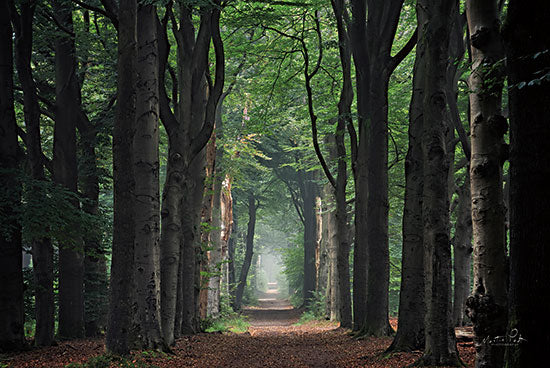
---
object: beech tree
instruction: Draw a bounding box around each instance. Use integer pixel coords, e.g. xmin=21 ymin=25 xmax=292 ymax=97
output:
xmin=415 ymin=0 xmax=460 ymax=365
xmin=465 ymin=1 xmax=508 ymax=366
xmin=106 ymin=0 xmax=137 ymax=355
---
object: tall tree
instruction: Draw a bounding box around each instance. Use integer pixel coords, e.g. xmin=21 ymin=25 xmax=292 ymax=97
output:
xmin=0 ymin=1 xmax=24 ymax=351
xmin=503 ymin=1 xmax=550 ymax=367
xmin=415 ymin=0 xmax=460 ymax=365
xmin=106 ymin=0 xmax=137 ymax=355
xmin=387 ymin=25 xmax=426 ymax=352
xmin=53 ymin=0 xmax=85 ymax=339
xmin=464 ymin=1 xmax=508 ymax=367
xmin=157 ymin=0 xmax=224 ymax=341
xmin=9 ymin=0 xmax=55 ymax=347
xmin=349 ymin=0 xmax=415 ymax=335
xmin=133 ymin=3 xmax=164 ymax=350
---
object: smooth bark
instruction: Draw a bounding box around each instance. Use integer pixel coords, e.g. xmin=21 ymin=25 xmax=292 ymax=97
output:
xmin=415 ymin=0 xmax=460 ymax=365
xmin=133 ymin=4 xmax=163 ymax=350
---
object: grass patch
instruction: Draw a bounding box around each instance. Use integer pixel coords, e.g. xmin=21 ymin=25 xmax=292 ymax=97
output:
xmin=204 ymin=315 xmax=250 ymax=334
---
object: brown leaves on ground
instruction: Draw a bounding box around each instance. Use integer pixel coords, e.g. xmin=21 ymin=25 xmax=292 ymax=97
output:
xmin=3 ymin=292 xmax=475 ymax=368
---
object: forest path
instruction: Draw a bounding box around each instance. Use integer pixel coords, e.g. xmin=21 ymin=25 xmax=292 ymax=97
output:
xmin=3 ymin=288 xmax=475 ymax=367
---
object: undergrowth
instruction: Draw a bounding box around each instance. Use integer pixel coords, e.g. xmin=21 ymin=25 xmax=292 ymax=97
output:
xmin=64 ymin=351 xmax=171 ymax=368
xmin=295 ymin=291 xmax=327 ymax=325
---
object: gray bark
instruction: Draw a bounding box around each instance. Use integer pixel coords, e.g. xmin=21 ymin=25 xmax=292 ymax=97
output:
xmin=133 ymin=4 xmax=163 ymax=349
xmin=415 ymin=0 xmax=460 ymax=365
xmin=465 ymin=1 xmax=508 ymax=367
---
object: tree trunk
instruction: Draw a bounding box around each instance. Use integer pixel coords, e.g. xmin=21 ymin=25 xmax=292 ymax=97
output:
xmin=302 ymin=172 xmax=317 ymax=305
xmin=320 ymin=184 xmax=337 ymax=320
xmin=503 ymin=2 xmax=550 ymax=366
xmin=464 ymin=2 xmax=508 ymax=367
xmin=315 ymin=196 xmax=327 ymax=295
xmin=132 ymin=4 xmax=163 ymax=350
xmin=415 ymin=0 xmax=460 ymax=365
xmin=452 ymin=175 xmax=472 ymax=327
xmin=387 ymin=33 xmax=426 ymax=352
xmin=10 ymin=1 xmax=55 ymax=347
xmin=207 ymin=164 xmax=223 ymax=318
xmin=199 ymin=135 xmax=216 ymax=321
xmin=79 ymin=115 xmax=107 ymax=338
xmin=228 ymin=209 xmax=237 ymax=304
xmin=349 ymin=0 xmax=409 ymax=335
xmin=53 ymin=0 xmax=85 ymax=340
xmin=106 ymin=0 xmax=137 ymax=355
xmin=0 ymin=4 xmax=24 ymax=350
xmin=233 ymin=195 xmax=257 ymax=311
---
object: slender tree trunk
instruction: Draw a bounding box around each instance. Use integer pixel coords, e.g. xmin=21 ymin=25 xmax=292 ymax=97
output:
xmin=315 ymin=196 xmax=327 ymax=295
xmin=0 ymin=5 xmax=24 ymax=350
xmin=10 ymin=1 xmax=55 ymax=347
xmin=302 ymin=172 xmax=317 ymax=305
xmin=106 ymin=0 xmax=137 ymax=355
xmin=452 ymin=176 xmax=472 ymax=327
xmin=53 ymin=0 xmax=85 ymax=340
xmin=79 ymin=116 xmax=107 ymax=337
xmin=387 ymin=34 xmax=426 ymax=352
xmin=464 ymin=2 xmax=508 ymax=366
xmin=228 ymin=209 xmax=237 ymax=304
xmin=199 ymin=135 xmax=216 ymax=320
xmin=503 ymin=2 xmax=550 ymax=366
xmin=233 ymin=195 xmax=257 ymax=311
xmin=415 ymin=0 xmax=460 ymax=365
xmin=207 ymin=165 xmax=223 ymax=318
xmin=133 ymin=4 xmax=163 ymax=350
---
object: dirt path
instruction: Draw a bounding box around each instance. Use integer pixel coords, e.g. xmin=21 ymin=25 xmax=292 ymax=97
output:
xmin=3 ymin=289 xmax=475 ymax=367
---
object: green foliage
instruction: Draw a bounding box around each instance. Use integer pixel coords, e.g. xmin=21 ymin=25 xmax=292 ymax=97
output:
xmin=296 ymin=291 xmax=326 ymax=324
xmin=201 ymin=294 xmax=250 ymax=334
xmin=278 ymin=240 xmax=304 ymax=302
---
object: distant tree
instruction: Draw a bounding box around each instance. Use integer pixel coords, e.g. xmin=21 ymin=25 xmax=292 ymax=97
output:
xmin=9 ymin=0 xmax=55 ymax=347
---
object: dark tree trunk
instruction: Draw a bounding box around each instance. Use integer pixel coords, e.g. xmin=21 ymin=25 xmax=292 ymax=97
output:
xmin=349 ymin=0 xmax=411 ymax=335
xmin=132 ymin=4 xmax=163 ymax=350
xmin=106 ymin=0 xmax=137 ymax=355
xmin=387 ymin=32 xmax=426 ymax=352
xmin=9 ymin=1 xmax=55 ymax=347
xmin=465 ymin=1 xmax=508 ymax=367
xmin=233 ymin=195 xmax=258 ymax=311
xmin=53 ymin=0 xmax=85 ymax=340
xmin=415 ymin=0 xmax=460 ymax=365
xmin=503 ymin=2 xmax=550 ymax=367
xmin=302 ymin=172 xmax=317 ymax=305
xmin=0 ymin=3 xmax=24 ymax=351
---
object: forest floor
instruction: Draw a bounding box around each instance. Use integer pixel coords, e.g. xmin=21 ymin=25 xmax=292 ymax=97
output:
xmin=3 ymin=289 xmax=475 ymax=368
